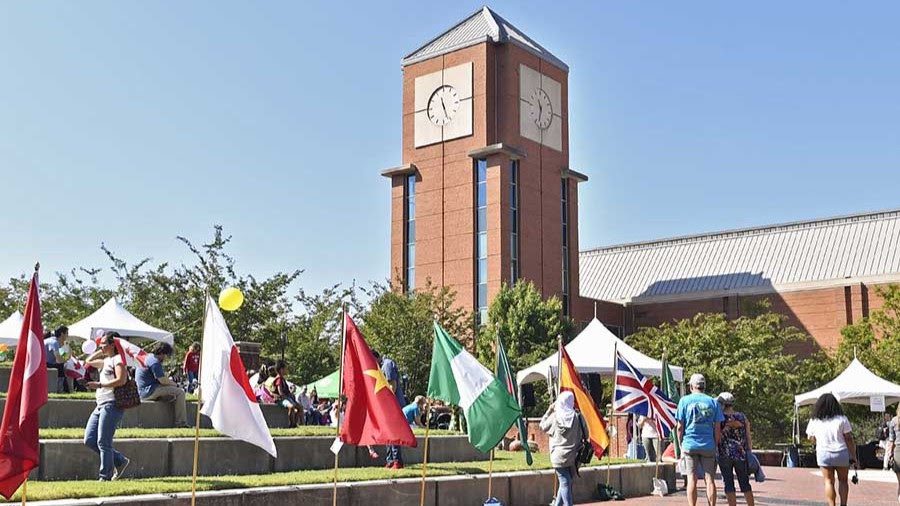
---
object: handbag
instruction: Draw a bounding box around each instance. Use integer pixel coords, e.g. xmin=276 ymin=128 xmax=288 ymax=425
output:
xmin=576 ymin=413 xmax=594 ymax=464
xmin=114 ymin=368 xmax=141 ymax=410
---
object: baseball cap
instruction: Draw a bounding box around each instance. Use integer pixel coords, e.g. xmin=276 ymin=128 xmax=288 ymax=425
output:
xmin=688 ymin=373 xmax=706 ymax=387
xmin=717 ymin=392 xmax=735 ymax=405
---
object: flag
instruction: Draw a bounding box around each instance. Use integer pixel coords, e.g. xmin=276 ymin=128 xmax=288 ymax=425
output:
xmin=200 ymin=296 xmax=276 ymax=457
xmin=0 ymin=270 xmax=47 ymax=498
xmin=428 ymin=322 xmax=520 ymax=453
xmin=340 ymin=314 xmax=416 ymax=447
xmin=64 ymin=357 xmax=87 ymax=380
xmin=660 ymin=354 xmax=681 ymax=457
xmin=495 ymin=334 xmax=533 ymax=465
xmin=90 ymin=329 xmax=153 ymax=368
xmin=613 ymin=351 xmax=677 ymax=437
xmin=558 ymin=342 xmax=609 ymax=458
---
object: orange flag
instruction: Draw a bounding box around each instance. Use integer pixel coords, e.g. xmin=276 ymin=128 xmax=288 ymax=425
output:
xmin=559 ymin=342 xmax=609 ymax=458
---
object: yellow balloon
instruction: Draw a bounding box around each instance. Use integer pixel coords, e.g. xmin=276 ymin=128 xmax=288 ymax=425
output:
xmin=218 ymin=287 xmax=244 ymax=311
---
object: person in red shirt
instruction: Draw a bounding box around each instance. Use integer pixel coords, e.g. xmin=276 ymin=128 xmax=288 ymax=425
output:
xmin=182 ymin=342 xmax=201 ymax=393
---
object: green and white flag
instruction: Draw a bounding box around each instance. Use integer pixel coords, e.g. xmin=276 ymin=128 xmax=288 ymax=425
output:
xmin=428 ymin=322 xmax=521 ymax=453
xmin=661 ymin=354 xmax=681 ymax=458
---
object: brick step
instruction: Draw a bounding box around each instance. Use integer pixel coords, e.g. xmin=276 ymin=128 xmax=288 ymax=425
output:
xmin=34 ymin=435 xmax=485 ymax=481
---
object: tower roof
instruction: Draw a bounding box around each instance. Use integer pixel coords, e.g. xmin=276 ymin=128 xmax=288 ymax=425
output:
xmin=402 ymin=6 xmax=568 ymax=71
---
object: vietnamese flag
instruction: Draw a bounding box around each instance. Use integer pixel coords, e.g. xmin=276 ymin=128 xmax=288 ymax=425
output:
xmin=0 ymin=269 xmax=47 ymax=498
xmin=559 ymin=341 xmax=609 ymax=458
xmin=339 ymin=314 xmax=416 ymax=447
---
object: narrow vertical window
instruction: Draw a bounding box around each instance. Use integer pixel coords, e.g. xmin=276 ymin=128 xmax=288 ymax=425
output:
xmin=404 ymin=174 xmax=416 ymax=293
xmin=561 ymin=178 xmax=570 ymax=316
xmin=476 ymin=159 xmax=488 ymax=325
xmin=510 ymin=160 xmax=519 ymax=284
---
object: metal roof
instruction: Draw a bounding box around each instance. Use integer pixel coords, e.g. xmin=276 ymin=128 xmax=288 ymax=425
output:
xmin=402 ymin=6 xmax=569 ymax=71
xmin=579 ymin=208 xmax=900 ymax=304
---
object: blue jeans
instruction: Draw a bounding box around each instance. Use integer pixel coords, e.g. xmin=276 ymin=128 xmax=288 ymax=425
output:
xmin=186 ymin=371 xmax=198 ymax=393
xmin=719 ymin=455 xmax=752 ymax=493
xmin=554 ymin=466 xmax=574 ymax=506
xmin=84 ymin=402 xmax=127 ymax=480
xmin=386 ymin=445 xmax=402 ymax=465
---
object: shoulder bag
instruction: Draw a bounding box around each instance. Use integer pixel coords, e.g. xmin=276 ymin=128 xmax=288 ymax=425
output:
xmin=114 ymin=367 xmax=141 ymax=410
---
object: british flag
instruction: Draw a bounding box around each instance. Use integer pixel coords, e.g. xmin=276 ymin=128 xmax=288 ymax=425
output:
xmin=613 ymin=351 xmax=678 ymax=437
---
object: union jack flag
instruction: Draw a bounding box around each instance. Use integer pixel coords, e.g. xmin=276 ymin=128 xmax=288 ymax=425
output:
xmin=613 ymin=351 xmax=678 ymax=437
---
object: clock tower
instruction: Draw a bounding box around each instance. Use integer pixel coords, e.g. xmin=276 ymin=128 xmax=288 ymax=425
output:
xmin=382 ymin=7 xmax=589 ymax=323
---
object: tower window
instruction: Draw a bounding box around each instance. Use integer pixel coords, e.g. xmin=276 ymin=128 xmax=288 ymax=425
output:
xmin=475 ymin=159 xmax=488 ymax=324
xmin=404 ymin=174 xmax=416 ymax=293
xmin=510 ymin=160 xmax=520 ymax=284
xmin=561 ymin=178 xmax=570 ymax=316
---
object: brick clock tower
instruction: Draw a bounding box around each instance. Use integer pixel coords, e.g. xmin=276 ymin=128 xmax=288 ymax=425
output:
xmin=382 ymin=7 xmax=589 ymax=324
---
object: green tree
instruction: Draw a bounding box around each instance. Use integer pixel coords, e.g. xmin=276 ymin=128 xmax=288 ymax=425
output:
xmin=360 ymin=280 xmax=472 ymax=399
xmin=836 ymin=284 xmax=900 ymax=383
xmin=476 ymin=281 xmax=572 ymax=374
xmin=626 ymin=304 xmax=833 ymax=445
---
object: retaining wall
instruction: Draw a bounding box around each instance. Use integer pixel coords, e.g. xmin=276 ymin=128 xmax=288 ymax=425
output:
xmin=0 ymin=398 xmax=291 ymax=428
xmin=0 ymin=367 xmax=58 ymax=393
xmin=36 ymin=435 xmax=485 ymax=480
xmin=29 ymin=463 xmax=675 ymax=505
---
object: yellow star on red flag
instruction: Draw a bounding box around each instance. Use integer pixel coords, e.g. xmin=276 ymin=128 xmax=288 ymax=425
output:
xmin=364 ymin=368 xmax=391 ymax=394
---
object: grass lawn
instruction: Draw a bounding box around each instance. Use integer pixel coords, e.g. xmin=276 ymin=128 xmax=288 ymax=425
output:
xmin=6 ymin=452 xmax=637 ymax=502
xmin=41 ymin=427 xmax=454 ymax=439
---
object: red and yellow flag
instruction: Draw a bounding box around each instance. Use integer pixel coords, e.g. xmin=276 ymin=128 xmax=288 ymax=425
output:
xmin=340 ymin=315 xmax=416 ymax=447
xmin=559 ymin=342 xmax=609 ymax=458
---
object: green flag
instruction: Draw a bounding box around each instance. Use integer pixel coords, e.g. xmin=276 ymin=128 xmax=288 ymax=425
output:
xmin=496 ymin=334 xmax=533 ymax=465
xmin=428 ymin=322 xmax=521 ymax=453
xmin=661 ymin=354 xmax=681 ymax=458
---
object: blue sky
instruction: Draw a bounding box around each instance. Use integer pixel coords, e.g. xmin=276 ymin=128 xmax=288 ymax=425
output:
xmin=1 ymin=1 xmax=898 ymax=295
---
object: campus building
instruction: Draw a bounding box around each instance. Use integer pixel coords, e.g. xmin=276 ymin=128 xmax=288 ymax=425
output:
xmin=382 ymin=7 xmax=900 ymax=353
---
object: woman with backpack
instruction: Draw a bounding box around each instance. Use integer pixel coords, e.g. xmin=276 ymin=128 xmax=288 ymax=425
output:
xmin=540 ymin=391 xmax=587 ymax=506
xmin=717 ymin=392 xmax=755 ymax=506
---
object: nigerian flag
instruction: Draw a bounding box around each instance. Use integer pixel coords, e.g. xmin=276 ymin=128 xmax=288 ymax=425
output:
xmin=428 ymin=322 xmax=521 ymax=453
xmin=661 ymin=354 xmax=681 ymax=458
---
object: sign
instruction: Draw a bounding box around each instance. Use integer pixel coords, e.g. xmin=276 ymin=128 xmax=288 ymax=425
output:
xmin=330 ymin=437 xmax=344 ymax=455
xmin=870 ymin=395 xmax=886 ymax=412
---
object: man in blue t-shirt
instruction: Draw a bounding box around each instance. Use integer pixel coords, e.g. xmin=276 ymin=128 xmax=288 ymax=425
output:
xmin=403 ymin=396 xmax=427 ymax=427
xmin=676 ymin=373 xmax=724 ymax=506
xmin=135 ymin=342 xmax=188 ymax=427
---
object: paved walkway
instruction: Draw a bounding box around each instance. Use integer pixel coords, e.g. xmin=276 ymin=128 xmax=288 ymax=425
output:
xmin=585 ymin=466 xmax=899 ymax=505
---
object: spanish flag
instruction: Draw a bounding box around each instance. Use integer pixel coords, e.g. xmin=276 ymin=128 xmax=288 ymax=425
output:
xmin=558 ymin=342 xmax=609 ymax=458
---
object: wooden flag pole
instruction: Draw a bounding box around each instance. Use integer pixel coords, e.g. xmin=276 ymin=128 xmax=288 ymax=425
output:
xmin=608 ymin=341 xmax=618 ymax=486
xmin=20 ymin=478 xmax=26 ymax=506
xmin=332 ymin=303 xmax=348 ymax=506
xmin=654 ymin=350 xmax=666 ymax=480
xmin=418 ymin=400 xmax=432 ymax=506
xmin=190 ymin=293 xmax=209 ymax=506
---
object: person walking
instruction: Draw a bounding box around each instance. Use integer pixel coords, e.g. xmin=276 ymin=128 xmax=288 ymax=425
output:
xmin=637 ymin=414 xmax=661 ymax=463
xmin=806 ymin=393 xmax=858 ymax=506
xmin=83 ymin=331 xmax=131 ymax=481
xmin=136 ymin=342 xmax=189 ymax=428
xmin=181 ymin=342 xmax=201 ymax=393
xmin=676 ymin=373 xmax=724 ymax=506
xmin=540 ymin=391 xmax=586 ymax=506
xmin=885 ymin=403 xmax=899 ymax=504
xmin=716 ymin=392 xmax=755 ymax=506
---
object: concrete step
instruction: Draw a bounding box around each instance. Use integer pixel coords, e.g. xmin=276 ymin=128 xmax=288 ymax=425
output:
xmin=35 ymin=435 xmax=486 ymax=481
xmin=0 ymin=398 xmax=292 ymax=429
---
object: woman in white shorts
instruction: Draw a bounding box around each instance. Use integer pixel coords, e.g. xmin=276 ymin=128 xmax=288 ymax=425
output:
xmin=806 ymin=393 xmax=858 ymax=506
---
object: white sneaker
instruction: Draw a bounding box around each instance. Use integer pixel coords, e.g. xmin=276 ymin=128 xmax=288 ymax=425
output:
xmin=112 ymin=457 xmax=131 ymax=481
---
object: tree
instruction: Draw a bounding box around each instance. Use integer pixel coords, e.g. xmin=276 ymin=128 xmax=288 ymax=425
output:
xmin=626 ymin=303 xmax=833 ymax=445
xmin=476 ymin=281 xmax=572 ymax=374
xmin=836 ymin=284 xmax=900 ymax=383
xmin=360 ymin=280 xmax=472 ymax=399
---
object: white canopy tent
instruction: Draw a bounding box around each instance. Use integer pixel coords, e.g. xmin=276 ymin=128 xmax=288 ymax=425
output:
xmin=68 ymin=297 xmax=174 ymax=345
xmin=516 ymin=318 xmax=684 ymax=386
xmin=0 ymin=311 xmax=23 ymax=346
xmin=794 ymin=358 xmax=900 ymax=407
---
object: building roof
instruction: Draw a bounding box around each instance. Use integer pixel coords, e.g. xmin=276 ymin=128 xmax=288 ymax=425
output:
xmin=579 ymin=208 xmax=900 ymax=304
xmin=402 ymin=6 xmax=569 ymax=71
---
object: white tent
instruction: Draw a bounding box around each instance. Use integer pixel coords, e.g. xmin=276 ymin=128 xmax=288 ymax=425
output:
xmin=794 ymin=358 xmax=900 ymax=407
xmin=0 ymin=311 xmax=23 ymax=346
xmin=517 ymin=318 xmax=684 ymax=385
xmin=69 ymin=297 xmax=174 ymax=345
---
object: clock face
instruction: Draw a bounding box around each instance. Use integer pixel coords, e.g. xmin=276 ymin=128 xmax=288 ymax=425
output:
xmin=530 ymin=88 xmax=553 ymax=130
xmin=427 ymin=85 xmax=461 ymax=126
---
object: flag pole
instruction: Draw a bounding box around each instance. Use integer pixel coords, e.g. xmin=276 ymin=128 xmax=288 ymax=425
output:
xmin=486 ymin=334 xmax=501 ymax=501
xmin=609 ymin=342 xmax=618 ymax=486
xmin=553 ymin=335 xmax=563 ymax=501
xmin=20 ymin=478 xmax=26 ymax=506
xmin=332 ymin=303 xmax=347 ymax=506
xmin=418 ymin=399 xmax=432 ymax=506
xmin=190 ymin=292 xmax=209 ymax=506
xmin=655 ymin=349 xmax=665 ymax=480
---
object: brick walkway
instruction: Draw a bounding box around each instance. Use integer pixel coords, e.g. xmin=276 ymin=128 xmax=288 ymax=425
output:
xmin=584 ymin=466 xmax=899 ymax=505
